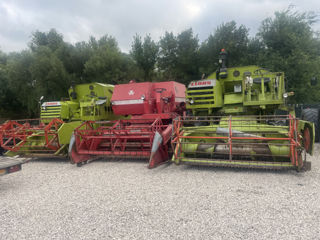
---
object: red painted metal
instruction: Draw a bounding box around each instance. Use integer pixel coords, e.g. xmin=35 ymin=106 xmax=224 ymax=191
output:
xmin=70 ymin=81 xmax=186 ymax=168
xmin=71 ymin=118 xmax=169 ymax=167
xmin=0 ymin=118 xmax=64 ymax=153
xmin=111 ymin=81 xmax=185 ymax=116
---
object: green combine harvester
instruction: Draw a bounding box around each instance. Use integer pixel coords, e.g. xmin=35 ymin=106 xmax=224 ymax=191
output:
xmin=1 ymin=82 xmax=118 ymax=157
xmin=172 ymin=49 xmax=314 ymax=170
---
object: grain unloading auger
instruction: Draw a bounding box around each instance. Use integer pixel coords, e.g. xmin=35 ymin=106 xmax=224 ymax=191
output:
xmin=172 ymin=49 xmax=314 ymax=171
xmin=69 ymin=81 xmax=186 ymax=168
xmin=0 ymin=83 xmax=118 ymax=157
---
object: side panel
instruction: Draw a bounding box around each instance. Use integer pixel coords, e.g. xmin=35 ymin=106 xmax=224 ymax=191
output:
xmin=58 ymin=121 xmax=82 ymax=145
xmin=112 ymin=81 xmax=186 ymax=116
xmin=112 ymin=82 xmax=153 ymax=115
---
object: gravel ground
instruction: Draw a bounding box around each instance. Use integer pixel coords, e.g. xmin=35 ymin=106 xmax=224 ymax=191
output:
xmin=1 ymin=146 xmax=320 ymax=240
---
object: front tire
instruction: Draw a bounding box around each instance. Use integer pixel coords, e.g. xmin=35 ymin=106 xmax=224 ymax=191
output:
xmin=302 ymin=108 xmax=319 ymax=142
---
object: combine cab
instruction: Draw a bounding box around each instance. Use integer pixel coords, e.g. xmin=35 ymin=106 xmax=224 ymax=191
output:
xmin=70 ymin=81 xmax=186 ymax=168
xmin=0 ymin=83 xmax=117 ymax=157
xmin=172 ymin=50 xmax=314 ymax=171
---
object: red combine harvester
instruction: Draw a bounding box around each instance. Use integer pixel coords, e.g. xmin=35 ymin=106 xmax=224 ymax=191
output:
xmin=69 ymin=81 xmax=186 ymax=168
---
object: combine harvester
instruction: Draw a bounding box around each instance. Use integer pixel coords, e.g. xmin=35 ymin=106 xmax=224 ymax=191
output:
xmin=0 ymin=83 xmax=118 ymax=157
xmin=172 ymin=50 xmax=314 ymax=171
xmin=70 ymin=81 xmax=186 ymax=168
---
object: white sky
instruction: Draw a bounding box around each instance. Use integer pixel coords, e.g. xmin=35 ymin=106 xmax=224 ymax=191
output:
xmin=0 ymin=0 xmax=319 ymax=53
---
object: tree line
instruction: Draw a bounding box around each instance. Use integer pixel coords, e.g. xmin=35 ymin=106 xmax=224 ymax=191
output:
xmin=0 ymin=9 xmax=320 ymax=118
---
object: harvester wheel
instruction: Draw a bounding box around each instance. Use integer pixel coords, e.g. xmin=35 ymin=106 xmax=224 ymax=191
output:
xmin=302 ymin=108 xmax=319 ymax=142
xmin=296 ymin=150 xmax=311 ymax=172
xmin=77 ymin=162 xmax=83 ymax=167
xmin=303 ymin=127 xmax=311 ymax=153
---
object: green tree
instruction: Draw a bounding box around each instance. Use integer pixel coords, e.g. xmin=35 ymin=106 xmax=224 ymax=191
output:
xmin=246 ymin=37 xmax=264 ymax=65
xmin=6 ymin=51 xmax=36 ymax=117
xmin=0 ymin=51 xmax=20 ymax=118
xmin=84 ymin=35 xmax=136 ymax=84
xmin=28 ymin=29 xmax=73 ymax=104
xmin=158 ymin=32 xmax=178 ymax=80
xmin=175 ymin=28 xmax=199 ymax=83
xmin=131 ymin=34 xmax=159 ymax=81
xmin=257 ymin=9 xmax=320 ymax=103
xmin=70 ymin=41 xmax=94 ymax=80
xmin=199 ymin=21 xmax=250 ymax=75
xmin=30 ymin=29 xmax=64 ymax=52
xmin=29 ymin=46 xmax=70 ymax=103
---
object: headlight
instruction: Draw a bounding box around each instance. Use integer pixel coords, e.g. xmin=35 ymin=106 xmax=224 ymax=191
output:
xmin=141 ymin=94 xmax=145 ymax=100
xmin=190 ymin=99 xmax=194 ymax=104
xmin=283 ymin=93 xmax=288 ymax=98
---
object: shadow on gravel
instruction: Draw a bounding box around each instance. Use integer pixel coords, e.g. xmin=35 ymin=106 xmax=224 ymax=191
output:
xmin=71 ymin=157 xmax=149 ymax=168
xmin=73 ymin=157 xmax=174 ymax=171
xmin=13 ymin=155 xmax=309 ymax=177
xmin=181 ymin=164 xmax=304 ymax=176
xmin=0 ymin=175 xmax=23 ymax=192
xmin=95 ymin=157 xmax=148 ymax=164
xmin=27 ymin=156 xmax=69 ymax=164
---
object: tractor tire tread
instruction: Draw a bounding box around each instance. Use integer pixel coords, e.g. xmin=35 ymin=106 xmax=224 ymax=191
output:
xmin=302 ymin=108 xmax=319 ymax=142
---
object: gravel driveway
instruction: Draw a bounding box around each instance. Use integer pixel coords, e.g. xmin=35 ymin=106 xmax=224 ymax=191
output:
xmin=1 ymin=145 xmax=320 ymax=240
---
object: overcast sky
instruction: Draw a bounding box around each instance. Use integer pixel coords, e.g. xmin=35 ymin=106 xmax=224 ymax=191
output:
xmin=0 ymin=0 xmax=319 ymax=53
